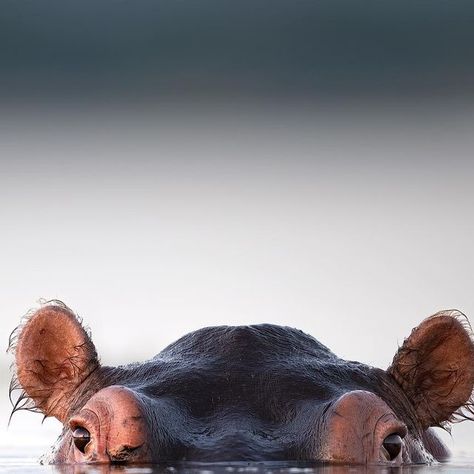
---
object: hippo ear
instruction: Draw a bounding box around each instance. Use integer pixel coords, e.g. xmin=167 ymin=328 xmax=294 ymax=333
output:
xmin=387 ymin=311 xmax=474 ymax=429
xmin=8 ymin=302 xmax=99 ymax=422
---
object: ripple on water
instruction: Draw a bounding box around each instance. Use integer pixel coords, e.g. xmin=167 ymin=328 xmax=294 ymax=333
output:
xmin=1 ymin=450 xmax=474 ymax=474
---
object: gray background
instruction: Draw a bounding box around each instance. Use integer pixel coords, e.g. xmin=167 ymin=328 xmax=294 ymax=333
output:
xmin=1 ymin=0 xmax=474 ymax=459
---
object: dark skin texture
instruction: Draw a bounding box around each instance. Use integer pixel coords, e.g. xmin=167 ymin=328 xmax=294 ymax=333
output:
xmin=8 ymin=302 xmax=474 ymax=465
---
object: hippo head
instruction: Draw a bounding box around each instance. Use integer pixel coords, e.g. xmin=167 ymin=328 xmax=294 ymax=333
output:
xmin=8 ymin=302 xmax=474 ymax=465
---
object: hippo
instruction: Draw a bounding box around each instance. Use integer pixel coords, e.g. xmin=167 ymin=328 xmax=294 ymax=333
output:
xmin=8 ymin=301 xmax=474 ymax=465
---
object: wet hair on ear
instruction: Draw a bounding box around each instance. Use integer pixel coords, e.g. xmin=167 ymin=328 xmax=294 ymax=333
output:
xmin=388 ymin=310 xmax=474 ymax=430
xmin=7 ymin=300 xmax=99 ymax=423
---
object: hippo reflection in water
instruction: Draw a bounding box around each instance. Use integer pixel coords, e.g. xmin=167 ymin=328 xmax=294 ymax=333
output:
xmin=8 ymin=301 xmax=474 ymax=465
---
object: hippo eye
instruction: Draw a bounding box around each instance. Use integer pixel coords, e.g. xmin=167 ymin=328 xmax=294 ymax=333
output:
xmin=72 ymin=426 xmax=91 ymax=454
xmin=382 ymin=433 xmax=403 ymax=461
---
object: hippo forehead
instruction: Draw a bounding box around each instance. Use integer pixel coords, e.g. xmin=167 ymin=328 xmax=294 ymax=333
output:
xmin=101 ymin=325 xmax=406 ymax=423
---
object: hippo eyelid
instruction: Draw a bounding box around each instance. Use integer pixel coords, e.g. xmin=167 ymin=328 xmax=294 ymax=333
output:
xmin=375 ymin=413 xmax=407 ymax=440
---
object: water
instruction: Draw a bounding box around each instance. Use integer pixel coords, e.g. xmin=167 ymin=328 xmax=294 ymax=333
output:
xmin=2 ymin=448 xmax=474 ymax=474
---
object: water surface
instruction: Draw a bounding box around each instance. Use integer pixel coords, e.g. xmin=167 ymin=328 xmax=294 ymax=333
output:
xmin=2 ymin=449 xmax=474 ymax=474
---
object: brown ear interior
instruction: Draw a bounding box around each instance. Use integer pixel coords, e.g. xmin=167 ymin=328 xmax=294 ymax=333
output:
xmin=388 ymin=311 xmax=474 ymax=429
xmin=10 ymin=302 xmax=99 ymax=422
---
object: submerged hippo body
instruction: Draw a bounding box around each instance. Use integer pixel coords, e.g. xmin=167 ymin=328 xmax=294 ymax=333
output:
xmin=9 ymin=302 xmax=474 ymax=465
